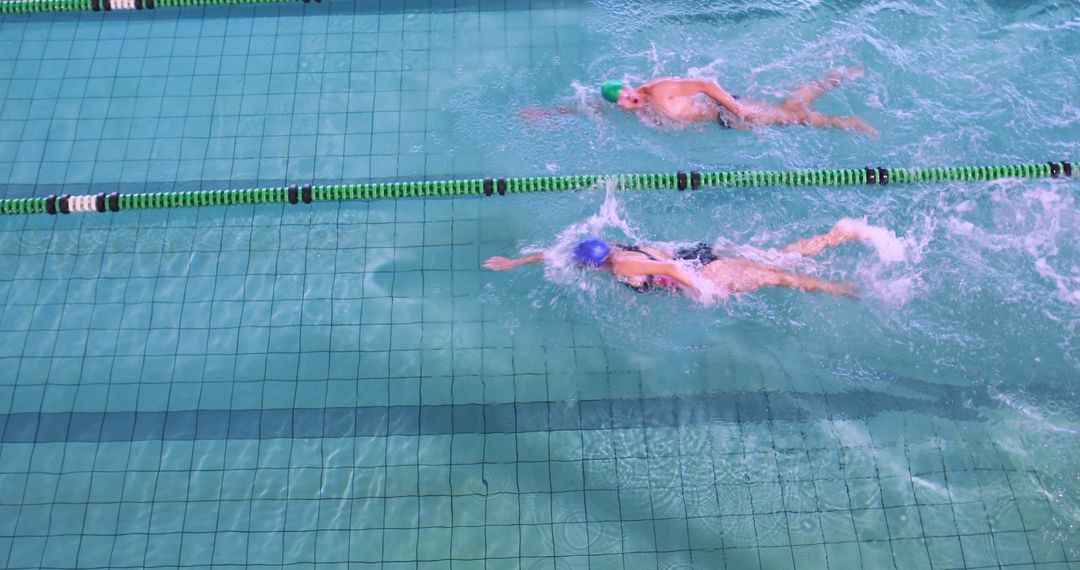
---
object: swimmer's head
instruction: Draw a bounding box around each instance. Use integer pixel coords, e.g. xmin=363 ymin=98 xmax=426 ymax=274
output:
xmin=600 ymin=80 xmax=645 ymax=110
xmin=572 ymin=238 xmax=611 ymax=268
xmin=600 ymin=80 xmax=624 ymax=103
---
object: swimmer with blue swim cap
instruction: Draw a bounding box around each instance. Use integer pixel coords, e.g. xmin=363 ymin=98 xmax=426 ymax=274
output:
xmin=572 ymin=238 xmax=612 ymax=267
xmin=521 ymin=68 xmax=876 ymax=135
xmin=483 ymin=219 xmax=900 ymax=299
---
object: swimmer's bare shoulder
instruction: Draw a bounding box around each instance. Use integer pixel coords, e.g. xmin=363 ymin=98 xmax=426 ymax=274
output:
xmin=637 ymin=78 xmax=692 ymax=99
xmin=646 ymin=79 xmax=744 ymax=117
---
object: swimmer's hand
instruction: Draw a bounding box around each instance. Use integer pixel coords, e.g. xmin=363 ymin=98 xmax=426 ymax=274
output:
xmin=483 ymin=257 xmax=519 ymax=270
xmin=483 ymin=253 xmax=545 ymax=271
xmin=829 ymin=281 xmax=860 ymax=300
xmin=834 ymin=117 xmax=878 ymax=137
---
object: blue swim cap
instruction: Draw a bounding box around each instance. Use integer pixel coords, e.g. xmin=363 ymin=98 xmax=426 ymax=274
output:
xmin=572 ymin=238 xmax=611 ymax=267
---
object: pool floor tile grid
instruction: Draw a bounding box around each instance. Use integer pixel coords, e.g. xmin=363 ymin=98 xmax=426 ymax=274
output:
xmin=0 ymin=415 xmax=1074 ymax=569
xmin=0 ymin=0 xmax=588 ymax=197
xmin=0 ymin=202 xmax=760 ymax=430
xmin=0 ymin=200 xmax=651 ymax=416
xmin=0 ymin=0 xmax=1077 ymax=567
xmin=2 ymin=199 xmax=1079 ymax=567
xmin=0 ymin=199 xmax=969 ymax=419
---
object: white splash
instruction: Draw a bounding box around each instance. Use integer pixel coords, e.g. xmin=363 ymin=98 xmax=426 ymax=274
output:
xmin=686 ymin=57 xmax=728 ymax=80
xmin=536 ymin=179 xmax=641 ymax=291
xmin=836 ymin=217 xmax=908 ymax=264
xmin=844 ymin=215 xmax=932 ymax=307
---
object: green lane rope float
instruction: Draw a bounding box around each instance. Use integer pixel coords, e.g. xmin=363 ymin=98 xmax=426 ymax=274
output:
xmin=0 ymin=160 xmax=1073 ymax=217
xmin=0 ymin=0 xmax=322 ymax=14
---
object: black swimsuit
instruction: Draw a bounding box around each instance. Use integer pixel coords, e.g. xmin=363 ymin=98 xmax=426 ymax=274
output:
xmin=674 ymin=242 xmax=720 ymax=265
xmin=717 ymin=94 xmax=740 ymax=129
xmin=613 ymin=244 xmax=664 ymax=293
xmin=614 ymin=243 xmax=720 ymax=293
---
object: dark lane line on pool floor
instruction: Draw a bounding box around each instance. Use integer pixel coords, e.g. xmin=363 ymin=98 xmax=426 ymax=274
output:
xmin=0 ymin=386 xmax=989 ymax=444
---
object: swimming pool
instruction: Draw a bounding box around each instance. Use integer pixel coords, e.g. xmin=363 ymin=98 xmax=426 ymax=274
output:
xmin=0 ymin=0 xmax=1078 ymax=568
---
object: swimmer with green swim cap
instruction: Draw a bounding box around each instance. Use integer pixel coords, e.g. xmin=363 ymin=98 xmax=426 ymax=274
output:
xmin=600 ymin=80 xmax=624 ymax=104
xmin=521 ymin=68 xmax=876 ymax=135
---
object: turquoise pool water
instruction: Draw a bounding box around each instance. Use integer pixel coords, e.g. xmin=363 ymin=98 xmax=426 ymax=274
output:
xmin=1 ymin=0 xmax=1078 ymax=568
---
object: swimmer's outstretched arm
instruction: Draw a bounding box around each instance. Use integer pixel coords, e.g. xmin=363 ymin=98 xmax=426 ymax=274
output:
xmin=483 ymin=253 xmax=544 ymax=271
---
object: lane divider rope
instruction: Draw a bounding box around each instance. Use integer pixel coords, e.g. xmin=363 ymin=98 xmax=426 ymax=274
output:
xmin=0 ymin=0 xmax=317 ymax=13
xmin=1 ymin=160 xmax=1073 ymax=216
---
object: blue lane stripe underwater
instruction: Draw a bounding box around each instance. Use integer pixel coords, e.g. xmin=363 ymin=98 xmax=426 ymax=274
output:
xmin=0 ymin=384 xmax=991 ymax=444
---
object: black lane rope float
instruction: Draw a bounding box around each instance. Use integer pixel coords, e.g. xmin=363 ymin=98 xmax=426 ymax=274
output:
xmin=0 ymin=0 xmax=323 ymax=14
xmin=2 ymin=161 xmax=1074 ymax=216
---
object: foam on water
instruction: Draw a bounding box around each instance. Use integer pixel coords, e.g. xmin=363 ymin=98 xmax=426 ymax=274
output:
xmin=836 ymin=217 xmax=907 ymax=264
xmin=944 ymin=181 xmax=1080 ymax=309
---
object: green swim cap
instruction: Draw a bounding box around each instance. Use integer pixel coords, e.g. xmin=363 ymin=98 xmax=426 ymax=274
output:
xmin=600 ymin=80 xmax=624 ymax=103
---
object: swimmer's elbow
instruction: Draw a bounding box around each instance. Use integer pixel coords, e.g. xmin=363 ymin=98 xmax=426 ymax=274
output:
xmin=702 ymin=82 xmax=736 ymax=104
xmin=690 ymin=79 xmax=714 ymax=93
xmin=668 ymin=267 xmax=700 ymax=292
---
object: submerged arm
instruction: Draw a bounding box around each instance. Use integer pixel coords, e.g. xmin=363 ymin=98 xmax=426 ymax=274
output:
xmin=774 ymin=272 xmax=858 ymax=298
xmin=612 ymin=258 xmax=701 ymax=294
xmin=519 ymin=96 xmax=606 ymax=121
xmin=518 ymin=107 xmax=579 ymax=120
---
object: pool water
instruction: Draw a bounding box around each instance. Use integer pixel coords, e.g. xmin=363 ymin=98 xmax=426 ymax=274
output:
xmin=1 ymin=0 xmax=1078 ymax=568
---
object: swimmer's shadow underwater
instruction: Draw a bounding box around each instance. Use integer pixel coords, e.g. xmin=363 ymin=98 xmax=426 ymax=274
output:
xmin=547 ymin=378 xmax=991 ymax=429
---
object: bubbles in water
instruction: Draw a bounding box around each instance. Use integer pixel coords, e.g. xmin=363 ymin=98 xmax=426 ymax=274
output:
xmin=686 ymin=57 xmax=729 ymax=80
xmin=992 ymin=389 xmax=1080 ymax=435
xmin=939 ymin=180 xmax=1080 ymax=359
